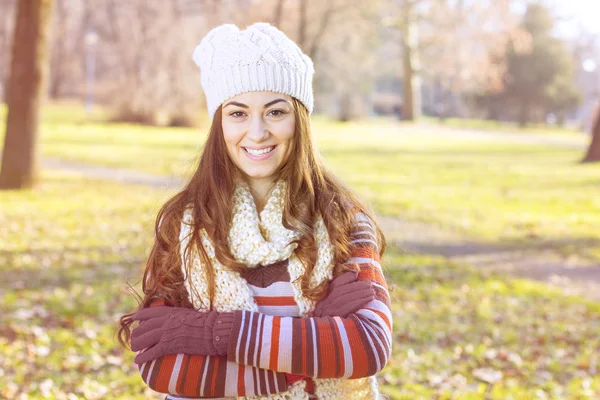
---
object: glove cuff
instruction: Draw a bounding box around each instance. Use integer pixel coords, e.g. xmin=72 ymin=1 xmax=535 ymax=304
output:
xmin=213 ymin=312 xmax=235 ymax=355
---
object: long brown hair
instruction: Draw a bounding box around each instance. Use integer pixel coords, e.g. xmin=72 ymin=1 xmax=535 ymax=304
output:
xmin=118 ymin=98 xmax=386 ymax=348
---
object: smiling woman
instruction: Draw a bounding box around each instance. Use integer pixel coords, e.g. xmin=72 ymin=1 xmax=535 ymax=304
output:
xmin=118 ymin=22 xmax=391 ymax=400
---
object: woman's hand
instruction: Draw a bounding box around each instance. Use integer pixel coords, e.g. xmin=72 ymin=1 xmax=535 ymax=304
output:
xmin=312 ymin=270 xmax=375 ymax=318
xmin=130 ymin=306 xmax=234 ymax=365
xmin=285 ymin=271 xmax=376 ymax=384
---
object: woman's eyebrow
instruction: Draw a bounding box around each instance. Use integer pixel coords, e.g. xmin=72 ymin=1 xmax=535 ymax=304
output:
xmin=264 ymin=98 xmax=290 ymax=108
xmin=223 ymin=101 xmax=248 ymax=109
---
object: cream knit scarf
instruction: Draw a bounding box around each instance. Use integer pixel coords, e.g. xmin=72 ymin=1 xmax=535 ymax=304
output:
xmin=179 ymin=180 xmax=379 ymax=399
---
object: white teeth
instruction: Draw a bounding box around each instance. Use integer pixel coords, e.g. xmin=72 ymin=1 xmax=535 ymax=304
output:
xmin=245 ymin=146 xmax=274 ymax=156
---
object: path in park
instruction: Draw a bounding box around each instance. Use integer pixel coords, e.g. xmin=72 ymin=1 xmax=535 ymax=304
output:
xmin=382 ymin=125 xmax=600 ymax=300
xmin=41 ymin=126 xmax=600 ymax=301
xmin=381 ymin=216 xmax=600 ymax=301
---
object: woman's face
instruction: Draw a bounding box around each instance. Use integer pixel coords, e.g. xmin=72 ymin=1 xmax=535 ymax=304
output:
xmin=221 ymin=91 xmax=296 ymax=186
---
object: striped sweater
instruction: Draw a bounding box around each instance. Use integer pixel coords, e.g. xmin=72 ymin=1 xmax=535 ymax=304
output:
xmin=137 ymin=214 xmax=392 ymax=398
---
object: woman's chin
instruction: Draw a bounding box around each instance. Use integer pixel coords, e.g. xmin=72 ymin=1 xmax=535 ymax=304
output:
xmin=241 ymin=168 xmax=277 ymax=181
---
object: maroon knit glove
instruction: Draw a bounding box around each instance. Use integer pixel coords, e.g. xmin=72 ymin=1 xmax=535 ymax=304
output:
xmin=130 ymin=306 xmax=234 ymax=365
xmin=313 ymin=271 xmax=376 ymax=318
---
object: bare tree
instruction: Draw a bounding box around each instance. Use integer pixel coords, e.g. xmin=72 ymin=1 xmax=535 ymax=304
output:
xmin=572 ymin=28 xmax=600 ymax=160
xmin=87 ymin=0 xmax=210 ymax=125
xmin=298 ymin=0 xmax=308 ymax=50
xmin=0 ymin=0 xmax=54 ymax=190
xmin=0 ymin=0 xmax=17 ymax=101
xmin=48 ymin=0 xmax=87 ymax=99
xmin=48 ymin=0 xmax=68 ymax=98
xmin=306 ymin=1 xmax=338 ymax=60
xmin=400 ymin=0 xmax=422 ymax=120
xmin=272 ymin=0 xmax=285 ymax=28
xmin=383 ymin=0 xmax=430 ymax=120
xmin=10 ymin=0 xmax=392 ymax=125
xmin=583 ymin=104 xmax=600 ymax=162
xmin=309 ymin=1 xmax=382 ymax=119
xmin=385 ymin=0 xmax=523 ymax=120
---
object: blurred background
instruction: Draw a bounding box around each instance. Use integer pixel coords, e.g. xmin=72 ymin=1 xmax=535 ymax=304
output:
xmin=1 ymin=0 xmax=599 ymax=399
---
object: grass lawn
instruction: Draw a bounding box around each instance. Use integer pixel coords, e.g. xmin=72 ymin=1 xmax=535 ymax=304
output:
xmin=420 ymin=115 xmax=588 ymax=137
xmin=0 ymin=171 xmax=173 ymax=399
xmin=1 ymin=172 xmax=599 ymax=399
xmin=384 ymin=249 xmax=600 ymax=399
xmin=1 ymin=103 xmax=599 ymax=261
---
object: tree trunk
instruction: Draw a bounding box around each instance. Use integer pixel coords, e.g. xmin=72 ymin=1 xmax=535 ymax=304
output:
xmin=583 ymin=106 xmax=600 ymax=163
xmin=401 ymin=1 xmax=421 ymax=121
xmin=298 ymin=0 xmax=307 ymax=50
xmin=338 ymin=92 xmax=352 ymax=122
xmin=518 ymin=101 xmax=530 ymax=127
xmin=48 ymin=0 xmax=66 ymax=99
xmin=272 ymin=0 xmax=284 ymax=28
xmin=307 ymin=2 xmax=335 ymax=60
xmin=0 ymin=1 xmax=17 ymax=102
xmin=0 ymin=0 xmax=54 ymax=190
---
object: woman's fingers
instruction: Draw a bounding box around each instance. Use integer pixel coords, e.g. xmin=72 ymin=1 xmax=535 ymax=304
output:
xmin=334 ymin=286 xmax=375 ymax=304
xmin=334 ymin=279 xmax=372 ymax=294
xmin=131 ymin=306 xmax=173 ymax=321
xmin=130 ymin=327 xmax=163 ymax=352
xmin=337 ymin=293 xmax=376 ymax=317
xmin=327 ymin=288 xmax=375 ymax=313
xmin=130 ymin=317 xmax=165 ymax=339
xmin=328 ymin=271 xmax=358 ymax=291
xmin=134 ymin=345 xmax=164 ymax=365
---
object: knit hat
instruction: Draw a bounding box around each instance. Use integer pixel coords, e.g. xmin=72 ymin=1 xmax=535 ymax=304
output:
xmin=192 ymin=22 xmax=315 ymax=121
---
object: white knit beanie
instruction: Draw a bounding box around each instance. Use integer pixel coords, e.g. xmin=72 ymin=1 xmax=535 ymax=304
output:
xmin=192 ymin=22 xmax=315 ymax=121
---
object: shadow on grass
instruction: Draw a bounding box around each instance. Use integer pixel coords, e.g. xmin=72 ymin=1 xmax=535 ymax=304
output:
xmin=0 ymin=247 xmax=145 ymax=291
xmin=398 ymin=235 xmax=600 ymax=258
xmin=43 ymin=135 xmax=202 ymax=151
xmin=393 ymin=235 xmax=600 ymax=292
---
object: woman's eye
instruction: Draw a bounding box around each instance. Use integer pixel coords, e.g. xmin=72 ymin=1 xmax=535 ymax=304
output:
xmin=230 ymin=111 xmax=245 ymax=118
xmin=268 ymin=109 xmax=285 ymax=117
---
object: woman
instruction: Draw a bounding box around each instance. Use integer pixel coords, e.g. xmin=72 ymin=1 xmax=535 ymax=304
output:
xmin=118 ymin=22 xmax=392 ymax=399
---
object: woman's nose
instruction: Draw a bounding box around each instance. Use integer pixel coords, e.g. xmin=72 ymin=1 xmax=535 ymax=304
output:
xmin=247 ymin=115 xmax=270 ymax=141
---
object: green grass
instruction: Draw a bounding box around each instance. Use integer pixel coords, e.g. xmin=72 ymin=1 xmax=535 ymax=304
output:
xmin=1 ymin=103 xmax=599 ymax=260
xmin=1 ymin=172 xmax=598 ymax=398
xmin=316 ymin=124 xmax=600 ymax=260
xmin=383 ymin=249 xmax=600 ymax=399
xmin=421 ymin=115 xmax=588 ymax=137
xmin=0 ymin=172 xmax=174 ymax=399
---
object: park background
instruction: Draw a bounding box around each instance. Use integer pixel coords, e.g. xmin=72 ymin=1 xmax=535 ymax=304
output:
xmin=1 ymin=0 xmax=600 ymax=399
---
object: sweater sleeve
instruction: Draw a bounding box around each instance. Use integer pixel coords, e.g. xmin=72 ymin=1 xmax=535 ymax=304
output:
xmin=226 ymin=213 xmax=393 ymax=379
xmin=135 ymin=301 xmax=290 ymax=397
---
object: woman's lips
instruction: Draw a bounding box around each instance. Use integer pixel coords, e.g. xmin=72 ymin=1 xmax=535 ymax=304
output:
xmin=243 ymin=145 xmax=276 ymax=161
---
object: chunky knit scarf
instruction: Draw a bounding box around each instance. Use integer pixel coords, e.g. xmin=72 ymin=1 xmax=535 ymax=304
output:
xmin=179 ymin=180 xmax=380 ymax=399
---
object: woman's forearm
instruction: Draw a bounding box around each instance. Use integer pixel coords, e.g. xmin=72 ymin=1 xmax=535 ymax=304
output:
xmin=137 ymin=353 xmax=289 ymax=398
xmin=133 ymin=300 xmax=289 ymax=397
xmin=226 ymin=222 xmax=393 ymax=379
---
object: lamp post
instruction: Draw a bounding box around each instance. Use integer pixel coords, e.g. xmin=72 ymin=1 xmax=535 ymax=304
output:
xmin=84 ymin=28 xmax=99 ymax=115
xmin=582 ymin=58 xmax=597 ymax=74
xmin=582 ymin=58 xmax=598 ymax=135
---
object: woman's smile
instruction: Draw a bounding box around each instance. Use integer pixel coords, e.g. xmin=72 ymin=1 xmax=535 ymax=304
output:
xmin=243 ymin=145 xmax=277 ymax=160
